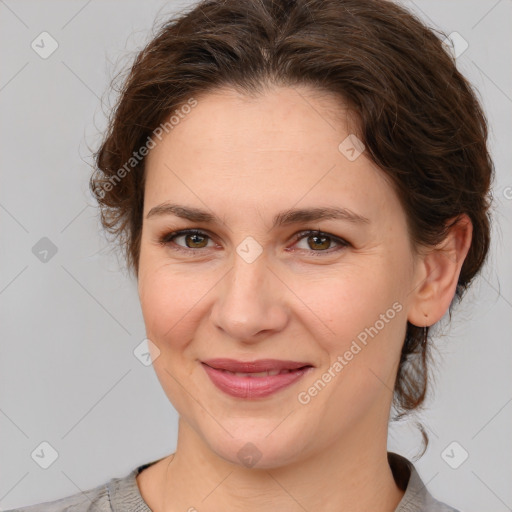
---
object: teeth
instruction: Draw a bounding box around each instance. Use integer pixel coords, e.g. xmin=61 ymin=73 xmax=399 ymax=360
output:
xmin=224 ymin=369 xmax=291 ymax=377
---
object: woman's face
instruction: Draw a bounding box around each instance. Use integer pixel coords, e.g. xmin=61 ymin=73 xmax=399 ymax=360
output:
xmin=138 ymin=85 xmax=421 ymax=468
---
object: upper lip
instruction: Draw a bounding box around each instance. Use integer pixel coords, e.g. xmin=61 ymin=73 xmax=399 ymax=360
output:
xmin=202 ymin=358 xmax=313 ymax=373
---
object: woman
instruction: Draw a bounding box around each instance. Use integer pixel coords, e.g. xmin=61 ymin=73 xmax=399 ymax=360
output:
xmin=8 ymin=0 xmax=493 ymax=510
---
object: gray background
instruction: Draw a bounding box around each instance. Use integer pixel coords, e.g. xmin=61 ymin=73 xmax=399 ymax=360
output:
xmin=0 ymin=0 xmax=511 ymax=510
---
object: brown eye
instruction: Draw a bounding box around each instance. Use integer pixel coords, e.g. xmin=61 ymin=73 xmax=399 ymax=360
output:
xmin=182 ymin=232 xmax=209 ymax=249
xmin=306 ymin=233 xmax=331 ymax=251
xmin=292 ymin=230 xmax=349 ymax=255
xmin=158 ymin=229 xmax=214 ymax=252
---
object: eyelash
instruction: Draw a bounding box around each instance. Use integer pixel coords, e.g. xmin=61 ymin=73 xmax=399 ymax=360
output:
xmin=157 ymin=228 xmax=349 ymax=257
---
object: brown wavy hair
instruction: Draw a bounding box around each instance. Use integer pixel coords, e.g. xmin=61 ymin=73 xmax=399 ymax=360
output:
xmin=91 ymin=0 xmax=494 ymax=452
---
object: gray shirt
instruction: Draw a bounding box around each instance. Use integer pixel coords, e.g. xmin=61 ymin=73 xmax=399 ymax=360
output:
xmin=5 ymin=452 xmax=461 ymax=511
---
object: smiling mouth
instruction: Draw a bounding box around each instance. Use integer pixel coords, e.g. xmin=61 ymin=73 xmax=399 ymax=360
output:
xmin=200 ymin=359 xmax=314 ymax=399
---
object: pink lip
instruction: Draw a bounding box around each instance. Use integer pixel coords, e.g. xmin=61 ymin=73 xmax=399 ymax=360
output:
xmin=201 ymin=359 xmax=314 ymax=399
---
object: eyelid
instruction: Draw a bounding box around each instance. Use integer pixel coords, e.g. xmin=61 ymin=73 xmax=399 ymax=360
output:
xmin=157 ymin=228 xmax=350 ymax=256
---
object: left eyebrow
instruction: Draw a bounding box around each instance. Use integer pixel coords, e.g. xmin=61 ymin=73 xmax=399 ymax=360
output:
xmin=272 ymin=206 xmax=370 ymax=228
xmin=146 ymin=202 xmax=370 ymax=228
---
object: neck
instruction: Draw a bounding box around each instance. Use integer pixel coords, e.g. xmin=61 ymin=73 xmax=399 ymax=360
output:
xmin=159 ymin=418 xmax=404 ymax=512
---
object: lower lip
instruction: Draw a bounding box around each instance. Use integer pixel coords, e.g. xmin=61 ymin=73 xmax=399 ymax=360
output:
xmin=201 ymin=363 xmax=313 ymax=399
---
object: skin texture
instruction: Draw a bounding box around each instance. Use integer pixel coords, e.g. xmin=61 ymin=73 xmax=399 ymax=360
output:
xmin=135 ymin=85 xmax=472 ymax=512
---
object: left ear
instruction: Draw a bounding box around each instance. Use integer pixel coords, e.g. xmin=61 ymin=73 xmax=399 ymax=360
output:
xmin=407 ymin=214 xmax=473 ymax=327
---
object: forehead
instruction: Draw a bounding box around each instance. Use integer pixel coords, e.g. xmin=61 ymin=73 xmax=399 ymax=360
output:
xmin=143 ymin=86 xmax=398 ymax=226
xmin=149 ymin=85 xmax=356 ymax=156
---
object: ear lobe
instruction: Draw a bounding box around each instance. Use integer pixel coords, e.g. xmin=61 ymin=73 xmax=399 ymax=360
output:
xmin=407 ymin=214 xmax=473 ymax=327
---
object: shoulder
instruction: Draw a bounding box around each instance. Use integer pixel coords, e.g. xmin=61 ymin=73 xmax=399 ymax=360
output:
xmin=3 ymin=459 xmax=158 ymax=512
xmin=388 ymin=452 xmax=463 ymax=512
xmin=3 ymin=480 xmax=111 ymax=512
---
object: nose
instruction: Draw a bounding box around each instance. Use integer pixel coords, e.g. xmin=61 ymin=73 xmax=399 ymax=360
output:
xmin=210 ymin=252 xmax=289 ymax=344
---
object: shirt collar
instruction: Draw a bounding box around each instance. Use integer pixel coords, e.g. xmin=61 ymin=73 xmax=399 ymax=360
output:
xmin=109 ymin=452 xmax=445 ymax=512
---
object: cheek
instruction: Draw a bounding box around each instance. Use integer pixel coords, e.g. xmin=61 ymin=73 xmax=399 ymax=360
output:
xmin=293 ymin=260 xmax=408 ymax=403
xmin=139 ymin=259 xmax=188 ymax=340
xmin=137 ymin=262 xmax=210 ymax=409
xmin=138 ymin=258 xmax=218 ymax=353
xmin=295 ymin=264 xmax=401 ymax=347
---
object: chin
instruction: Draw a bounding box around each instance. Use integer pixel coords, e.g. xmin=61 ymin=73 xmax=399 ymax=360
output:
xmin=206 ymin=428 xmax=310 ymax=470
